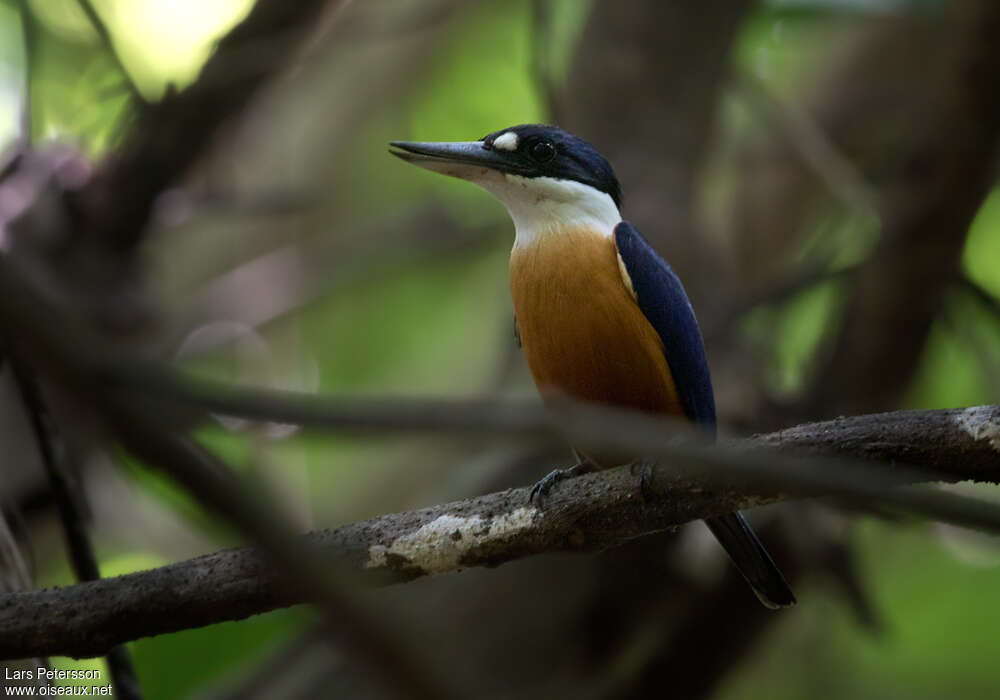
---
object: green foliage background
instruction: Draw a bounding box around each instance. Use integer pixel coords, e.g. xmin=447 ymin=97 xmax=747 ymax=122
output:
xmin=1 ymin=0 xmax=998 ymax=697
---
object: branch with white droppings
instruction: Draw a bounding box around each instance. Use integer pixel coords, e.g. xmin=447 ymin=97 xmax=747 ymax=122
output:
xmin=365 ymin=507 xmax=540 ymax=574
xmin=955 ymin=406 xmax=1000 ymax=450
xmin=2 ymin=405 xmax=999 ymax=661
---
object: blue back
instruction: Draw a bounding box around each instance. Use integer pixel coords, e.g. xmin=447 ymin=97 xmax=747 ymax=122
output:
xmin=614 ymin=221 xmax=716 ymax=435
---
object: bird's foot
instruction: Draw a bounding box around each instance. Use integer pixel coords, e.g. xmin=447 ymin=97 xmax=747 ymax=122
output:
xmin=629 ymin=460 xmax=657 ymax=503
xmin=529 ymin=462 xmax=594 ymax=506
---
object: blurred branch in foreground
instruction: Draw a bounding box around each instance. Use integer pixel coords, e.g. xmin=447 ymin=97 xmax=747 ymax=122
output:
xmin=72 ymin=0 xmax=348 ymax=253
xmin=6 ymin=357 xmax=142 ymax=700
xmin=2 ymin=222 xmax=997 ymax=534
xmin=1 ymin=404 xmax=998 ymax=661
xmin=0 ymin=139 xmax=452 ymax=700
xmin=3 ymin=0 xmax=1000 ymax=697
xmin=125 ymin=369 xmax=1000 ymax=528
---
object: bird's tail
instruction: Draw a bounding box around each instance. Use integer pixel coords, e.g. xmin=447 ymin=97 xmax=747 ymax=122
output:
xmin=704 ymin=512 xmax=796 ymax=609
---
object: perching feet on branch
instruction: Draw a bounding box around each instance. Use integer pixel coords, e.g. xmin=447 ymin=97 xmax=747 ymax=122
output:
xmin=629 ymin=460 xmax=658 ymax=502
xmin=529 ymin=462 xmax=597 ymax=505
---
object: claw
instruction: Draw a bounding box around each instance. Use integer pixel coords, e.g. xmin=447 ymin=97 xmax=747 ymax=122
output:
xmin=529 ymin=462 xmax=593 ymax=505
xmin=630 ymin=460 xmax=656 ymax=502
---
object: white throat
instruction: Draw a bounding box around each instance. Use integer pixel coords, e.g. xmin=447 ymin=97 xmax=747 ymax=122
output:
xmin=473 ymin=173 xmax=621 ymax=248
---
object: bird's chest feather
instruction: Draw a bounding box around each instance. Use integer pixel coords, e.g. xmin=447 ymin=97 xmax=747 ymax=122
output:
xmin=509 ymin=229 xmax=683 ymax=415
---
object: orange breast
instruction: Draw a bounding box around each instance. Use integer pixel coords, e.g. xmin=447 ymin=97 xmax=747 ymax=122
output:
xmin=510 ymin=228 xmax=684 ymax=417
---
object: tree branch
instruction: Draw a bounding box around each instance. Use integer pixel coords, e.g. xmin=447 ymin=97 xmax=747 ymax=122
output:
xmin=74 ymin=0 xmax=145 ymax=105
xmin=6 ymin=357 xmax=142 ymax=699
xmin=96 ymin=393 xmax=450 ymax=700
xmin=73 ymin=0 xmax=347 ymax=253
xmin=1 ymin=405 xmax=998 ymax=661
xmin=803 ymin=0 xmax=1000 ymax=418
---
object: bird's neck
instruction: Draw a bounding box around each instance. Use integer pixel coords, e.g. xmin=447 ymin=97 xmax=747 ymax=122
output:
xmin=509 ymin=202 xmax=620 ymax=249
xmin=479 ymin=174 xmax=621 ymax=249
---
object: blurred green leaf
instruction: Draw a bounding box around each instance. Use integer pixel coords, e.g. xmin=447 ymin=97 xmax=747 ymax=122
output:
xmin=131 ymin=609 xmax=308 ymax=700
xmin=722 ymin=520 xmax=1000 ymax=700
xmin=743 ymin=278 xmax=844 ymax=396
xmin=0 ymin=1 xmax=25 ymax=149
xmin=963 ymin=187 xmax=1000 ymax=301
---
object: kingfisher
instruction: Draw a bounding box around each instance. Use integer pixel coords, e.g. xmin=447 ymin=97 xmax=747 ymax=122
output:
xmin=390 ymin=124 xmax=795 ymax=608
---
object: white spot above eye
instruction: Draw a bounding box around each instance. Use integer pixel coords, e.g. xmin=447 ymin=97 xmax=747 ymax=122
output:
xmin=492 ymin=131 xmax=518 ymax=151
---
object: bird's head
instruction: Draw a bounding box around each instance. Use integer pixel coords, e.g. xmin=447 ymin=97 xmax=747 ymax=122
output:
xmin=390 ymin=124 xmax=622 ymax=247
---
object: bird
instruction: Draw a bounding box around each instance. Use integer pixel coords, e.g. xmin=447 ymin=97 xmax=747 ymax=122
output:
xmin=389 ymin=124 xmax=795 ymax=609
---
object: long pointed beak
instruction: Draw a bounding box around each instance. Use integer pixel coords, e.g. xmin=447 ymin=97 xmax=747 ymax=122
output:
xmin=389 ymin=140 xmax=527 ymax=179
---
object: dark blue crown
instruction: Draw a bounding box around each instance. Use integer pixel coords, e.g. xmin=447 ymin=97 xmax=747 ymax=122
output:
xmin=481 ymin=124 xmax=622 ymax=208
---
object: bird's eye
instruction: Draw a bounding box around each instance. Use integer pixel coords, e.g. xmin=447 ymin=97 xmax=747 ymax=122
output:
xmin=529 ymin=140 xmax=556 ymax=163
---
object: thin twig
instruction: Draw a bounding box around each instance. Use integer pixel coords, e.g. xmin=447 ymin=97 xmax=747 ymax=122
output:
xmin=0 ymin=509 xmax=52 ymax=691
xmin=99 ymin=392 xmax=450 ymax=700
xmin=1 ymin=403 xmax=999 ymax=660
xmin=74 ymin=0 xmax=146 ymax=105
xmin=737 ymin=72 xmax=880 ymax=225
xmin=115 ymin=366 xmax=1000 ymax=528
xmin=75 ymin=0 xmax=345 ymax=252
xmin=6 ymin=356 xmax=142 ymax=700
xmin=211 ymin=627 xmax=334 ymax=700
xmin=15 ymin=0 xmax=37 ymax=144
xmin=0 ymin=209 xmax=449 ymax=698
xmin=703 ymin=263 xmax=856 ymax=341
xmin=0 ymin=243 xmax=998 ymax=545
xmin=959 ymin=274 xmax=1000 ymax=325
xmin=942 ymin=289 xmax=1000 ymax=398
xmin=799 ymin=0 xmax=1000 ymax=419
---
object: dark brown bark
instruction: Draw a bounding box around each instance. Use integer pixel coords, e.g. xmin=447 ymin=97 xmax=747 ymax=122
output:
xmin=1 ymin=405 xmax=997 ymax=661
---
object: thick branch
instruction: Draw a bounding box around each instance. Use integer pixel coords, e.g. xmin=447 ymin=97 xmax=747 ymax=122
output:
xmin=74 ymin=0 xmax=344 ymax=252
xmin=2 ymin=406 xmax=998 ymax=661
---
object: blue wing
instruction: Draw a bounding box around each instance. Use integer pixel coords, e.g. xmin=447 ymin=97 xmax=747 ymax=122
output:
xmin=614 ymin=221 xmax=716 ymax=434
xmin=615 ymin=222 xmax=795 ymax=608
